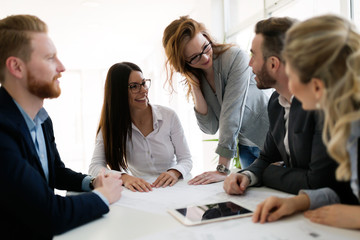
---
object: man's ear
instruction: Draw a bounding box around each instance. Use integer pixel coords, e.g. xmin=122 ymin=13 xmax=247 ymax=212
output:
xmin=310 ymin=77 xmax=325 ymax=101
xmin=267 ymin=56 xmax=281 ymax=73
xmin=5 ymin=56 xmax=25 ymax=79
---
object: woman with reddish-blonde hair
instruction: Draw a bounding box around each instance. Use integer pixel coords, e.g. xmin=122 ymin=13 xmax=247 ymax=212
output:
xmin=162 ymin=16 xmax=270 ymax=185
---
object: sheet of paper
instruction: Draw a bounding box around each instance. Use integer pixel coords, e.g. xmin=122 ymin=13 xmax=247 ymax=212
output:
xmin=115 ymin=176 xmax=292 ymax=215
xmin=115 ymin=177 xmax=227 ymax=215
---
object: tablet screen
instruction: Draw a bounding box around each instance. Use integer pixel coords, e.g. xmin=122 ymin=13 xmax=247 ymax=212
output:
xmin=170 ymin=201 xmax=252 ymax=225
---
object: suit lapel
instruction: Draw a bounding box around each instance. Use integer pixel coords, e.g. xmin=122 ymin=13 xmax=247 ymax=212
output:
xmin=41 ymin=121 xmax=54 ymax=187
xmin=0 ymin=87 xmax=47 ymax=180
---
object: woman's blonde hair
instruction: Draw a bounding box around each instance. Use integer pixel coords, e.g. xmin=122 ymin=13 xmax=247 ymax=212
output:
xmin=283 ymin=14 xmax=360 ymax=181
xmin=162 ymin=15 xmax=232 ymax=100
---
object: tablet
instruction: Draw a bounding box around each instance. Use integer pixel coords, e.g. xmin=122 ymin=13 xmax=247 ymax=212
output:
xmin=167 ymin=201 xmax=253 ymax=226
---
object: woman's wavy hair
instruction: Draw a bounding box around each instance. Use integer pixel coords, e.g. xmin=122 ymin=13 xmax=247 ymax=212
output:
xmin=283 ymin=14 xmax=360 ymax=181
xmin=162 ymin=15 xmax=233 ymax=100
xmin=97 ymin=62 xmax=142 ymax=171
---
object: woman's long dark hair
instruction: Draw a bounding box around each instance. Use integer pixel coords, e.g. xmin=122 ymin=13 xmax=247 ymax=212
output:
xmin=97 ymin=62 xmax=142 ymax=171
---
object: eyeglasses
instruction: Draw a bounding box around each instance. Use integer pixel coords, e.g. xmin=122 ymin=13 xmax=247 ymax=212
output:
xmin=128 ymin=79 xmax=151 ymax=93
xmin=186 ymin=42 xmax=212 ymax=65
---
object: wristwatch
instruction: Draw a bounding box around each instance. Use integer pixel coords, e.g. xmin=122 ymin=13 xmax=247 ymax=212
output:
xmin=216 ymin=164 xmax=230 ymax=175
xmin=89 ymin=177 xmax=96 ymax=190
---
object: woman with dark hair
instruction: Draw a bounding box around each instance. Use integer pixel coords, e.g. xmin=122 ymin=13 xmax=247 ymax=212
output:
xmin=89 ymin=62 xmax=192 ymax=192
xmin=163 ymin=16 xmax=269 ymax=184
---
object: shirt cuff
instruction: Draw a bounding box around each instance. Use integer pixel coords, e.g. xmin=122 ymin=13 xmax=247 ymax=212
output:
xmin=241 ymin=170 xmax=258 ymax=186
xmin=299 ymin=188 xmax=340 ymax=210
xmin=83 ymin=176 xmax=110 ymax=206
xmin=168 ymin=167 xmax=185 ymax=179
xmin=82 ymin=175 xmax=92 ymax=191
xmin=215 ymin=145 xmax=236 ymax=159
xmin=93 ymin=190 xmax=110 ymax=206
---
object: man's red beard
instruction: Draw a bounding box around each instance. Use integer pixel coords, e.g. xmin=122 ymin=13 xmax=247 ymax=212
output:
xmin=28 ymin=73 xmax=62 ymax=99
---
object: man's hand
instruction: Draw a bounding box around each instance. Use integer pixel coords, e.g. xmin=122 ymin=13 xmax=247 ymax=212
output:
xmin=94 ymin=170 xmax=123 ymax=204
xmin=223 ymin=173 xmax=250 ymax=195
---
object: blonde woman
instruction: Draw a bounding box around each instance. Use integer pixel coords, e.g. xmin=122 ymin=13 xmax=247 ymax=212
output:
xmin=163 ymin=16 xmax=269 ymax=184
xmin=253 ymin=14 xmax=360 ymax=229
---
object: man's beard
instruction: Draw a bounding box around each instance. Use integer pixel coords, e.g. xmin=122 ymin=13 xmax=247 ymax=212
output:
xmin=28 ymin=72 xmax=61 ymax=99
xmin=256 ymin=64 xmax=276 ymax=89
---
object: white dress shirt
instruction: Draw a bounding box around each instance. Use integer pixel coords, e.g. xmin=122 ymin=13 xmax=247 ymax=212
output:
xmin=89 ymin=104 xmax=193 ymax=178
xmin=278 ymin=95 xmax=293 ymax=161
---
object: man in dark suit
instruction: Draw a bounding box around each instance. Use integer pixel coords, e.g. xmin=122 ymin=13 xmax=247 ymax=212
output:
xmin=223 ymin=17 xmax=357 ymax=204
xmin=0 ymin=15 xmax=123 ymax=239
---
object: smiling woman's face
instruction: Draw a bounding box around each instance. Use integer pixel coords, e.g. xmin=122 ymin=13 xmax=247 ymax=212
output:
xmin=183 ymin=32 xmax=213 ymax=70
xmin=128 ymin=70 xmax=148 ymax=110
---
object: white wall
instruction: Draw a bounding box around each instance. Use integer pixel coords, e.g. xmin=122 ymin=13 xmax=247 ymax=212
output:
xmin=3 ymin=0 xmax=359 ymax=177
xmin=16 ymin=0 xmax=225 ymax=175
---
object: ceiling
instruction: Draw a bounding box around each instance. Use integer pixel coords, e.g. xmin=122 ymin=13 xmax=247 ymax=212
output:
xmin=1 ymin=0 xmax=217 ymax=69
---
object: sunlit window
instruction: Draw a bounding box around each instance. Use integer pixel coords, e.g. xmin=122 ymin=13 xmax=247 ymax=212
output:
xmin=353 ymin=0 xmax=360 ymax=28
xmin=225 ymin=0 xmax=352 ymax=56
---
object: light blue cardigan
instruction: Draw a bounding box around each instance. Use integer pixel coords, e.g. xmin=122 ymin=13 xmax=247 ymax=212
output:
xmin=195 ymin=46 xmax=269 ymax=159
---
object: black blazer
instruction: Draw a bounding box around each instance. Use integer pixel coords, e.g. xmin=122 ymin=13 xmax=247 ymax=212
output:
xmin=0 ymin=87 xmax=108 ymax=239
xmin=245 ymin=91 xmax=357 ymax=204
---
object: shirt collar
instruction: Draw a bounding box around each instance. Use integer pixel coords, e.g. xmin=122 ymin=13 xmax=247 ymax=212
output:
xmin=131 ymin=104 xmax=163 ymax=132
xmin=150 ymin=104 xmax=163 ymax=129
xmin=13 ymin=99 xmax=49 ymax=131
xmin=278 ymin=94 xmax=293 ymax=108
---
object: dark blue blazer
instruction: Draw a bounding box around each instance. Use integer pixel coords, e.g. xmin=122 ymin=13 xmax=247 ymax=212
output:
xmin=245 ymin=91 xmax=357 ymax=204
xmin=0 ymin=87 xmax=109 ymax=239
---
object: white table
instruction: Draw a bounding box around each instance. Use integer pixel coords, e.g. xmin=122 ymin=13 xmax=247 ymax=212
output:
xmin=55 ymin=178 xmax=360 ymax=240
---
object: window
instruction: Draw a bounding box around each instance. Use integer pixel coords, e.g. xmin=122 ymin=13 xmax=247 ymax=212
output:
xmin=353 ymin=0 xmax=360 ymax=27
xmin=225 ymin=0 xmax=353 ymax=53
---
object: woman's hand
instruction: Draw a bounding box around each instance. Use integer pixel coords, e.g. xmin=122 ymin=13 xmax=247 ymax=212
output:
xmin=152 ymin=169 xmax=181 ymax=188
xmin=186 ymin=72 xmax=208 ymax=115
xmin=188 ymin=171 xmax=227 ymax=185
xmin=186 ymin=72 xmax=200 ymax=87
xmin=253 ymin=194 xmax=310 ymax=223
xmin=121 ymin=174 xmax=152 ymax=192
xmin=304 ymin=204 xmax=360 ymax=229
